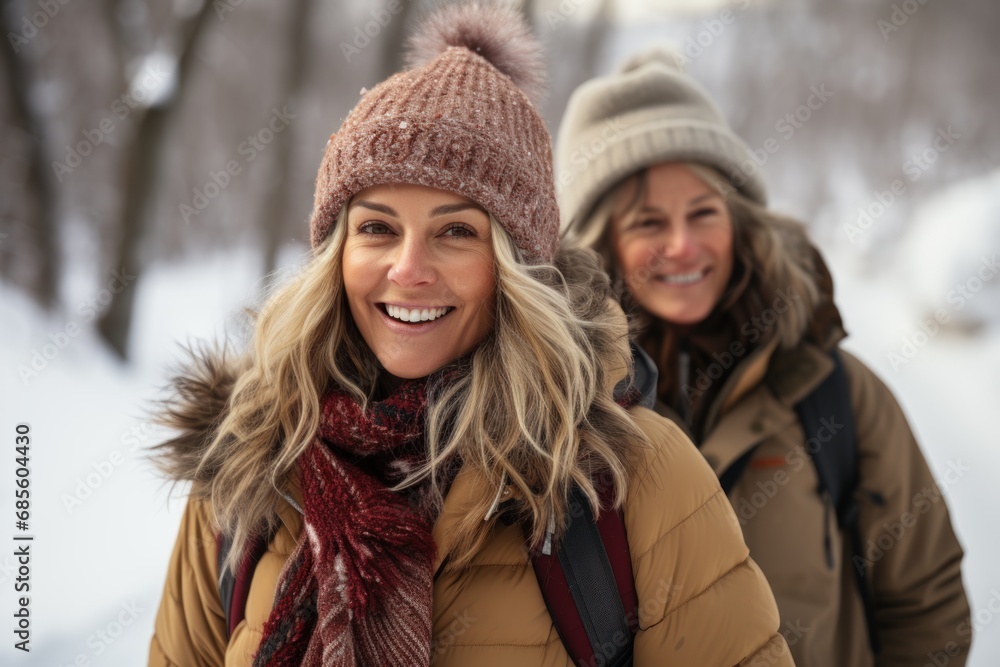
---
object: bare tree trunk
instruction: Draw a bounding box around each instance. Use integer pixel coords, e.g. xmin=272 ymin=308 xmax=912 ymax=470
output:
xmin=380 ymin=0 xmax=419 ymax=77
xmin=579 ymin=0 xmax=611 ymax=80
xmin=260 ymin=0 xmax=313 ymax=279
xmin=537 ymin=0 xmax=612 ymax=128
xmin=0 ymin=11 xmax=58 ymax=309
xmin=97 ymin=0 xmax=216 ymax=359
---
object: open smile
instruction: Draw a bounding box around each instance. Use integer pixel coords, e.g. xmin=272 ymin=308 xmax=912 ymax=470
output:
xmin=375 ymin=303 xmax=456 ymax=332
xmin=654 ymin=267 xmax=711 ymax=287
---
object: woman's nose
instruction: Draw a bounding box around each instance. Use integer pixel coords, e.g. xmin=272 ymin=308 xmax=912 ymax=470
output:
xmin=387 ymin=238 xmax=438 ymax=288
xmin=658 ymin=223 xmax=696 ymax=260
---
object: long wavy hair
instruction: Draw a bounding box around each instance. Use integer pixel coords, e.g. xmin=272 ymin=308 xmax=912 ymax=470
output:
xmin=159 ymin=205 xmax=649 ymax=575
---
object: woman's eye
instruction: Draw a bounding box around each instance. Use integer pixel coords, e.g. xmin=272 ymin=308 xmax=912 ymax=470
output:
xmin=634 ymin=218 xmax=662 ymax=229
xmin=443 ymin=223 xmax=476 ymax=238
xmin=359 ymin=221 xmax=392 ymax=235
xmin=691 ymin=208 xmax=718 ymax=219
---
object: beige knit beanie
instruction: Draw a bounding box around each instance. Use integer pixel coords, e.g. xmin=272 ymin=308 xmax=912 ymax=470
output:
xmin=556 ymin=48 xmax=767 ymax=236
xmin=309 ymin=2 xmax=559 ymax=265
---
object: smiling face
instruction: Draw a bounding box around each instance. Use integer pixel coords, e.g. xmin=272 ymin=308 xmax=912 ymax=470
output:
xmin=611 ymin=163 xmax=734 ymax=325
xmin=341 ymin=183 xmax=496 ymax=380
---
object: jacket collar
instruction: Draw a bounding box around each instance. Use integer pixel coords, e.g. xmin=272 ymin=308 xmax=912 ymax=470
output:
xmin=705 ymin=335 xmax=781 ymax=432
xmin=681 ymin=327 xmax=846 ymax=477
xmin=431 ymin=464 xmax=502 ymax=573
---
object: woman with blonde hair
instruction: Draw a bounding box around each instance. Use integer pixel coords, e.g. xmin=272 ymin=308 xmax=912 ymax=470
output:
xmin=557 ymin=49 xmax=971 ymax=666
xmin=147 ymin=7 xmax=792 ymax=666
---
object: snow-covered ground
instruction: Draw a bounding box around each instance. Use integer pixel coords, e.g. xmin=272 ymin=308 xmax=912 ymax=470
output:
xmin=1 ymin=173 xmax=997 ymax=664
xmin=0 ymin=245 xmax=312 ymax=666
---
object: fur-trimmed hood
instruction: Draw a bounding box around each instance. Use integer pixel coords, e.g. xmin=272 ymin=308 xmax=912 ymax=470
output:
xmin=800 ymin=244 xmax=847 ymax=352
xmin=150 ymin=344 xmax=246 ymax=490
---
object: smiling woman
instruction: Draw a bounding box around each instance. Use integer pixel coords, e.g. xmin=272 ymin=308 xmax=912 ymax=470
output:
xmin=610 ymin=163 xmax=736 ymax=325
xmin=146 ymin=4 xmax=793 ymax=667
xmin=342 ymin=184 xmax=496 ymax=381
xmin=559 ymin=47 xmax=971 ymax=667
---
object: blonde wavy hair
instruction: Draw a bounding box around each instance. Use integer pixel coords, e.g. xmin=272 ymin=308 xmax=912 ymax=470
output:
xmin=176 ymin=205 xmax=648 ymax=575
xmin=566 ymin=162 xmax=821 ymax=348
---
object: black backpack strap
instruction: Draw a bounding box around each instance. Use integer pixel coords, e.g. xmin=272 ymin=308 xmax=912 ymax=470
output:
xmin=793 ymin=348 xmax=881 ymax=654
xmin=530 ymin=486 xmax=636 ymax=667
xmin=719 ymin=446 xmax=757 ymax=495
xmin=794 ymin=349 xmax=856 ymax=525
xmin=216 ymin=532 xmax=236 ymax=637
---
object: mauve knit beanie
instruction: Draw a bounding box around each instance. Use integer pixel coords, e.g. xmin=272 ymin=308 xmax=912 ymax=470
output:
xmin=308 ymin=3 xmax=559 ymax=265
xmin=556 ymin=48 xmax=768 ymax=236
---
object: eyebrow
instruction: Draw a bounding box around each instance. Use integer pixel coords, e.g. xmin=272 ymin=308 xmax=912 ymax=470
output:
xmin=351 ymin=200 xmax=397 ymax=216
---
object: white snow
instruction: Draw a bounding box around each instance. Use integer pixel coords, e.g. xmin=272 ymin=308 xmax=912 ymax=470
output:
xmin=0 ymin=245 xmax=294 ymax=665
xmin=128 ymin=50 xmax=179 ymax=110
xmin=2 ymin=169 xmax=998 ymax=663
xmin=896 ymin=169 xmax=1000 ymax=330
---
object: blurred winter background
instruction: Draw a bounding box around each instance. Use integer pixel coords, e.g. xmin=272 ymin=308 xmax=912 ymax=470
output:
xmin=1 ymin=0 xmax=998 ymax=663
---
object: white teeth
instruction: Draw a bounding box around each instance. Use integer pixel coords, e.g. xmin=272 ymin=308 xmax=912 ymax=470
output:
xmin=385 ymin=305 xmax=451 ymax=323
xmin=659 ymin=270 xmax=705 ymax=285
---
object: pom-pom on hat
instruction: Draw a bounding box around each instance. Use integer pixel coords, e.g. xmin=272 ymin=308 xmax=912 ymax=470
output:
xmin=309 ymin=2 xmax=559 ymax=265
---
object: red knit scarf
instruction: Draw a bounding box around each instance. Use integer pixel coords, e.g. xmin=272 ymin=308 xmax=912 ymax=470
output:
xmin=252 ymin=378 xmax=447 ymax=666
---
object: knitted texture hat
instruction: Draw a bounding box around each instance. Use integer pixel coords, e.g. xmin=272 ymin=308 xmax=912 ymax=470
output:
xmin=308 ymin=3 xmax=559 ymax=264
xmin=556 ymin=48 xmax=767 ymax=235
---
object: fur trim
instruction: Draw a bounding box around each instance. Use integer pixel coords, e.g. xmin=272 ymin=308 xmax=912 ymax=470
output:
xmin=405 ymin=2 xmax=546 ymax=104
xmin=148 ymin=341 xmax=244 ymax=489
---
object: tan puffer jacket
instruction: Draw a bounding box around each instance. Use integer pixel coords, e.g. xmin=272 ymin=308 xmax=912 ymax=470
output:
xmin=644 ymin=291 xmax=972 ymax=666
xmin=146 ymin=351 xmax=795 ymax=666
